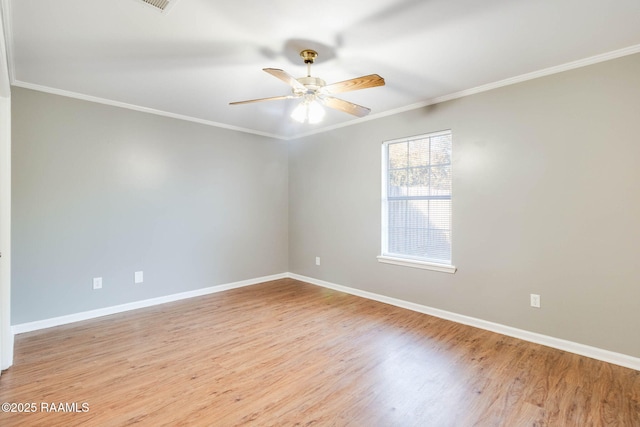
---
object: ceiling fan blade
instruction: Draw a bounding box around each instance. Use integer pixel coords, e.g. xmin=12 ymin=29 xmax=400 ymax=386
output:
xmin=320 ymin=74 xmax=385 ymax=95
xmin=229 ymin=95 xmax=296 ymax=105
xmin=321 ymin=96 xmax=371 ymax=117
xmin=263 ymin=68 xmax=307 ymax=91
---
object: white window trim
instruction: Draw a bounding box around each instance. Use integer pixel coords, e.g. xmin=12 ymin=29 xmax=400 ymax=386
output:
xmin=380 ymin=130 xmax=456 ymax=274
xmin=377 ymin=255 xmax=457 ymax=274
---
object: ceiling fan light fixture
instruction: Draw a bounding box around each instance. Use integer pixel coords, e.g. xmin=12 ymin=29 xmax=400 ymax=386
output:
xmin=231 ymin=49 xmax=384 ymax=122
xmin=290 ymin=102 xmax=307 ymax=123
xmin=307 ymin=100 xmax=325 ymax=124
xmin=291 ymin=99 xmax=325 ymax=124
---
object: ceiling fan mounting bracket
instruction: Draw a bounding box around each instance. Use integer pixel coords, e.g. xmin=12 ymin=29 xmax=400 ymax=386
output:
xmin=300 ymin=49 xmax=318 ymax=64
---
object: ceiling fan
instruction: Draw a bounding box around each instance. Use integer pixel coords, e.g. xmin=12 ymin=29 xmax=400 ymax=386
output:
xmin=230 ymin=49 xmax=385 ymax=124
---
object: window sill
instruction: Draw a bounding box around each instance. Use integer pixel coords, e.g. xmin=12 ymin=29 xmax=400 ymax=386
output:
xmin=377 ymin=255 xmax=457 ymax=274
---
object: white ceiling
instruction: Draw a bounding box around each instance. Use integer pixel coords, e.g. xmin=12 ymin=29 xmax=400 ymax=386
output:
xmin=3 ymin=0 xmax=640 ymax=139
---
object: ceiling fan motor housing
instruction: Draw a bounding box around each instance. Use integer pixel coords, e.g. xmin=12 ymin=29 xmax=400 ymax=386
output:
xmin=294 ymin=76 xmax=326 ymax=95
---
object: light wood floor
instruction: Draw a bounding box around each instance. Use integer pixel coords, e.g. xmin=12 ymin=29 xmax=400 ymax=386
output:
xmin=1 ymin=278 xmax=638 ymax=426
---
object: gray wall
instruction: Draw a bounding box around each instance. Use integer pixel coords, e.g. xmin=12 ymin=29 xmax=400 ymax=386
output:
xmin=289 ymin=53 xmax=640 ymax=358
xmin=12 ymin=87 xmax=289 ymax=324
xmin=11 ymin=53 xmax=640 ymax=358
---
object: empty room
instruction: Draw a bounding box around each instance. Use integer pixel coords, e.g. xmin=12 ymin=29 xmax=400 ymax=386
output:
xmin=0 ymin=0 xmax=639 ymax=425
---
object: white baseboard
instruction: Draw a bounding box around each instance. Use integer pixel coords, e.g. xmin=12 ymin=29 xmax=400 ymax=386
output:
xmin=11 ymin=273 xmax=288 ymax=335
xmin=288 ymin=273 xmax=640 ymax=372
xmin=11 ymin=271 xmax=639 ymax=371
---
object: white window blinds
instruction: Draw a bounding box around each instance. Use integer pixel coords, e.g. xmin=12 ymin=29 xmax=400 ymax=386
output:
xmin=382 ymin=130 xmax=452 ymax=265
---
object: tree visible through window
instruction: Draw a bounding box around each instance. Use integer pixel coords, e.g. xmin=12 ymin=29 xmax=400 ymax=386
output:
xmin=382 ymin=130 xmax=452 ymax=265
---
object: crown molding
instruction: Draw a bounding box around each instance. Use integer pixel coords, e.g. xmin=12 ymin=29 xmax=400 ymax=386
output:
xmin=4 ymin=11 xmax=640 ymax=143
xmin=289 ymin=43 xmax=640 ymax=140
xmin=12 ymin=80 xmax=288 ymax=140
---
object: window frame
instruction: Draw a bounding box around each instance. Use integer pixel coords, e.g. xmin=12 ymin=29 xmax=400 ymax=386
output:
xmin=378 ymin=130 xmax=456 ymax=274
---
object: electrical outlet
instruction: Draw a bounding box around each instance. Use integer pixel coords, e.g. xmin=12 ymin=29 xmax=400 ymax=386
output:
xmin=134 ymin=271 xmax=144 ymax=284
xmin=315 ymin=257 xmax=321 ymax=266
xmin=530 ymin=294 xmax=541 ymax=308
xmin=93 ymin=277 xmax=102 ymax=290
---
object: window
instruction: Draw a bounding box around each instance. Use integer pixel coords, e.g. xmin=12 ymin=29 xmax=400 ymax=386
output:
xmin=379 ymin=130 xmax=456 ymax=273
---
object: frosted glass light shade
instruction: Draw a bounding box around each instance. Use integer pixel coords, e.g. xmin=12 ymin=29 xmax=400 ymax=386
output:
xmin=291 ymin=99 xmax=325 ymax=124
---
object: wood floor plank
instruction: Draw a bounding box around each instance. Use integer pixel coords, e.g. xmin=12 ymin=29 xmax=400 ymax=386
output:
xmin=1 ymin=278 xmax=638 ymax=426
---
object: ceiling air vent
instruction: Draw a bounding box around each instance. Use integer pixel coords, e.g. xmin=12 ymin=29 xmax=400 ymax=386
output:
xmin=137 ymin=0 xmax=179 ymax=13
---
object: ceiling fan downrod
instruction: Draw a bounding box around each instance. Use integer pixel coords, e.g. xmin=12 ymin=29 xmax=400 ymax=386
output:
xmin=300 ymin=49 xmax=317 ymax=77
